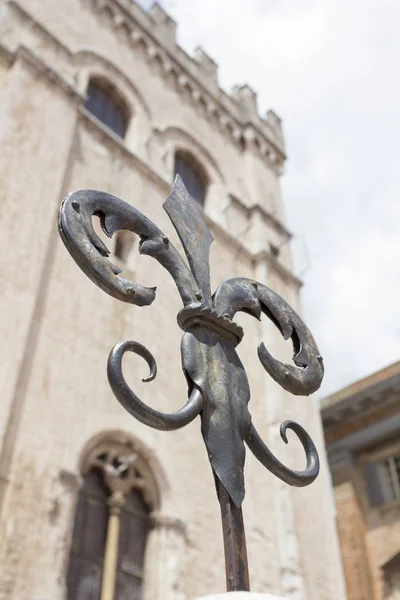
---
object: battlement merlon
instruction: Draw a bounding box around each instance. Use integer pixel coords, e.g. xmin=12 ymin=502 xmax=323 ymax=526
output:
xmin=117 ymin=0 xmax=285 ymax=158
xmin=194 ymin=47 xmax=218 ymax=84
xmin=150 ymin=3 xmax=177 ymax=48
xmin=2 ymin=0 xmax=285 ymax=161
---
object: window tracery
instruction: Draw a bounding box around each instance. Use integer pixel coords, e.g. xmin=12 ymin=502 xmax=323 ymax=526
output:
xmin=67 ymin=439 xmax=157 ymax=600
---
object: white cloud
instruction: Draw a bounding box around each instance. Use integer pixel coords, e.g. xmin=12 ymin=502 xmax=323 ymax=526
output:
xmin=158 ymin=0 xmax=400 ymax=395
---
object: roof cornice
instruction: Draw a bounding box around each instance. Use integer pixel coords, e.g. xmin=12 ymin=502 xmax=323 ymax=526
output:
xmin=6 ymin=0 xmax=286 ymax=171
xmin=321 ymin=362 xmax=400 ymax=428
xmin=88 ymin=0 xmax=286 ymax=167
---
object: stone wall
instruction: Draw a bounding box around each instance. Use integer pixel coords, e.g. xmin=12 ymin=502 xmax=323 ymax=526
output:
xmin=0 ymin=1 xmax=346 ymax=599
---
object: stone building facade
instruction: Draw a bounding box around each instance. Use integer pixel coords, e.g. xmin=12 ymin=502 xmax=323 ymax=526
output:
xmin=322 ymin=362 xmax=400 ymax=600
xmin=0 ymin=0 xmax=346 ymax=598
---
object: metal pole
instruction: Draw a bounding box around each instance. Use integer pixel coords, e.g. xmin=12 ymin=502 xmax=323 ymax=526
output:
xmin=58 ymin=176 xmax=324 ymax=592
xmin=217 ymin=478 xmax=250 ymax=591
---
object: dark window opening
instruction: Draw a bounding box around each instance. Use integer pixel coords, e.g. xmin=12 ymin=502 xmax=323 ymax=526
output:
xmin=85 ymin=80 xmax=128 ymax=139
xmin=380 ymin=453 xmax=400 ymax=502
xmin=174 ymin=152 xmax=207 ymax=206
xmin=115 ymin=490 xmax=150 ymax=598
xmin=269 ymin=243 xmax=280 ymax=258
xmin=66 ymin=466 xmax=151 ymax=600
xmin=66 ymin=469 xmax=108 ymax=600
xmin=363 ymin=452 xmax=400 ymax=507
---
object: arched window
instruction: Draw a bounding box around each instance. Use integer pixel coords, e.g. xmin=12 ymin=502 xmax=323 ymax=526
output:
xmin=174 ymin=152 xmax=207 ymax=206
xmin=85 ymin=79 xmax=128 ymax=139
xmin=67 ymin=444 xmax=153 ymax=600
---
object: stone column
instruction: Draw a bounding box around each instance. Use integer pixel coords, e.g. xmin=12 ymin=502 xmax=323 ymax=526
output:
xmin=143 ymin=513 xmax=187 ymax=600
xmin=100 ymin=491 xmax=125 ymax=600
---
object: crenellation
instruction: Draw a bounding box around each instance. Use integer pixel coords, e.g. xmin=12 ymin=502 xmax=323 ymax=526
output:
xmin=150 ymin=3 xmax=177 ymax=48
xmin=14 ymin=0 xmax=283 ymax=164
xmin=243 ymin=123 xmax=283 ymax=172
xmin=194 ymin=46 xmax=218 ymax=84
xmin=1 ymin=0 xmax=285 ymax=214
xmin=87 ymin=0 xmax=286 ymax=161
xmin=263 ymin=109 xmax=284 ymax=146
xmin=265 ymin=109 xmax=282 ymax=131
xmin=111 ymin=0 xmax=154 ymax=32
xmin=232 ymin=83 xmax=259 ymax=118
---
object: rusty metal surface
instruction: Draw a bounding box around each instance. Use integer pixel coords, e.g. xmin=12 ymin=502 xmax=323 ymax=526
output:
xmin=58 ymin=175 xmax=324 ymax=591
xmin=217 ymin=478 xmax=250 ymax=591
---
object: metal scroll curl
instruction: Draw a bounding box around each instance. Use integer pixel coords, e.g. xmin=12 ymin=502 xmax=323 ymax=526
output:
xmin=213 ymin=277 xmax=324 ymax=396
xmin=107 ymin=341 xmax=203 ymax=431
xmin=59 ymin=175 xmax=325 ymax=593
xmin=58 ymin=188 xmax=200 ymax=307
xmin=58 ymin=178 xmax=323 ymax=505
xmin=59 ymin=186 xmax=204 ymax=432
xmin=213 ymin=276 xmax=323 ymax=487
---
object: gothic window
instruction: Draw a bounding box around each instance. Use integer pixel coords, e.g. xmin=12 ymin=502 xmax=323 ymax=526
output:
xmin=174 ymin=152 xmax=207 ymax=206
xmin=67 ymin=444 xmax=154 ymax=600
xmin=85 ymin=79 xmax=129 ymax=139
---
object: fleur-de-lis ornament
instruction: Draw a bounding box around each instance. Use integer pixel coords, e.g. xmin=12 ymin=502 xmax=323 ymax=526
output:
xmin=58 ymin=176 xmax=324 ymax=591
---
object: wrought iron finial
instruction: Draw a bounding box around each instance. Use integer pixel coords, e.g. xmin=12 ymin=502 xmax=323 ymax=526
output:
xmin=58 ymin=175 xmax=324 ymax=591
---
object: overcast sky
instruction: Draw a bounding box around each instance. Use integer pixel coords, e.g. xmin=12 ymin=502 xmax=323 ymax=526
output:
xmin=143 ymin=0 xmax=400 ymax=396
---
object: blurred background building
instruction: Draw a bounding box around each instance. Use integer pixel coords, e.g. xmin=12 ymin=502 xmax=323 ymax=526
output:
xmin=322 ymin=362 xmax=400 ymax=600
xmin=0 ymin=0 xmax=346 ymax=599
